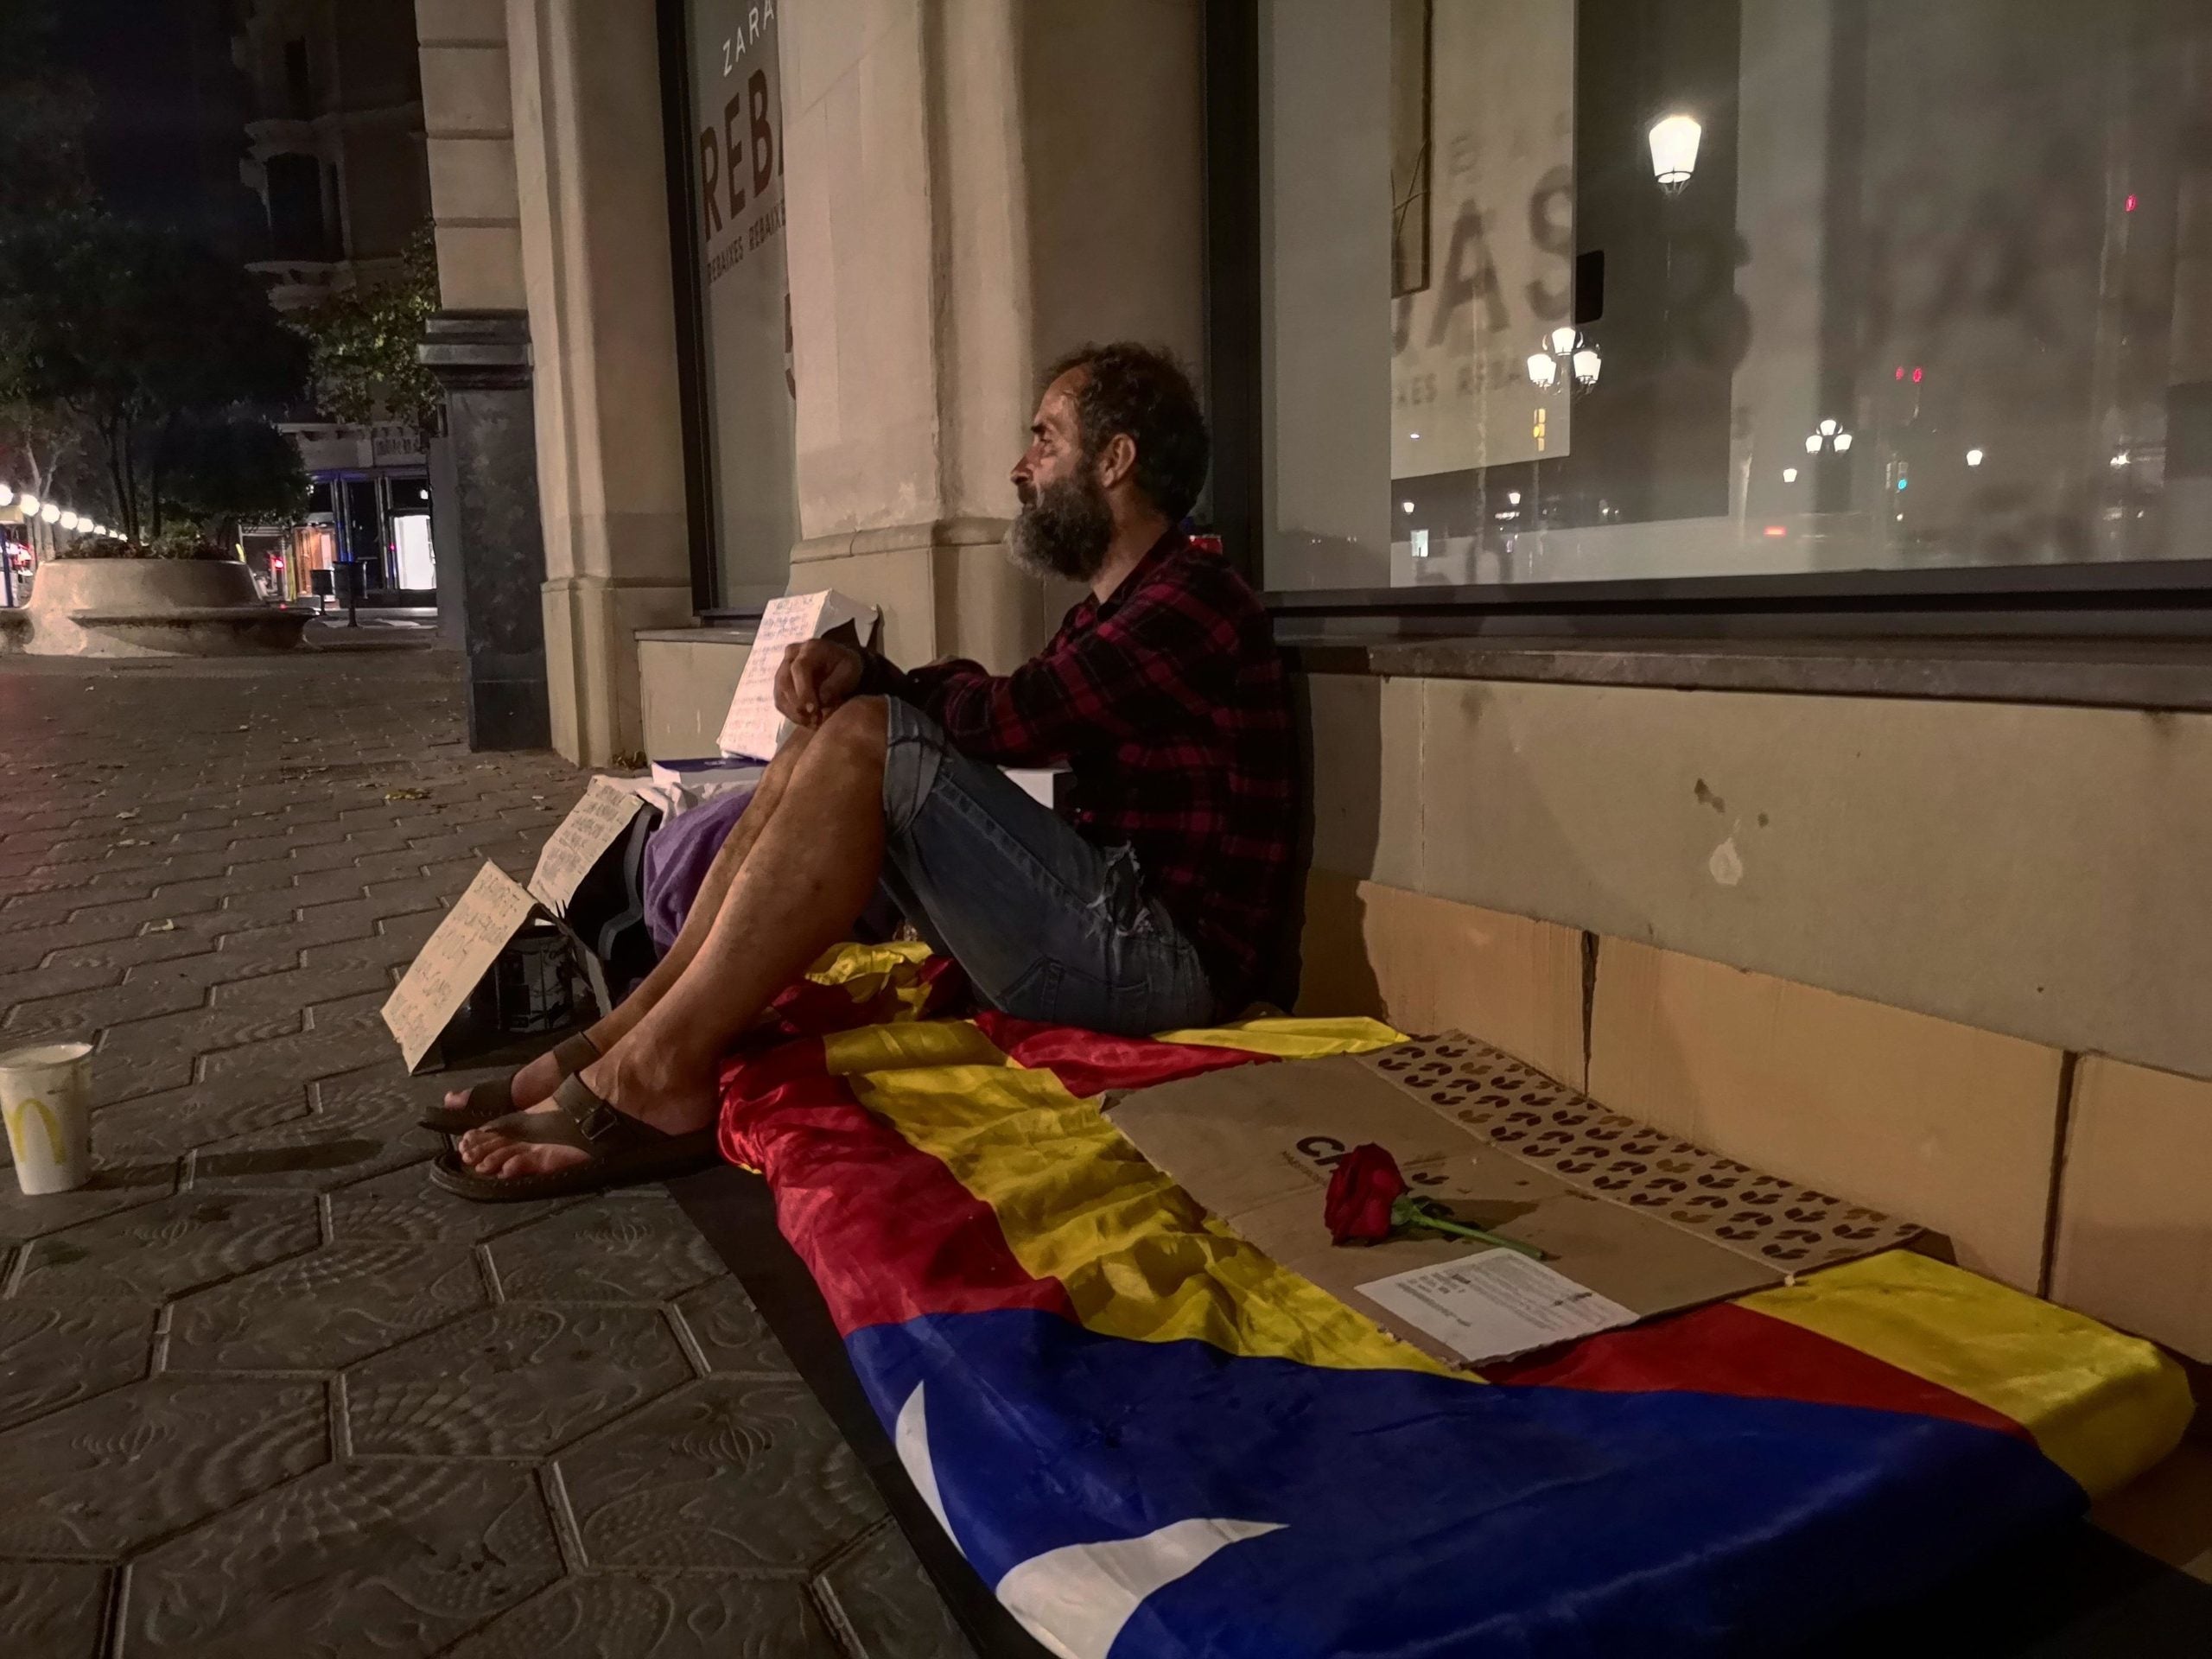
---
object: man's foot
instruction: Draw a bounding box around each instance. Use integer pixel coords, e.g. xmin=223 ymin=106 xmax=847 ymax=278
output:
xmin=456 ymin=1048 xmax=718 ymax=1181
xmin=442 ymin=1044 xmax=566 ymax=1114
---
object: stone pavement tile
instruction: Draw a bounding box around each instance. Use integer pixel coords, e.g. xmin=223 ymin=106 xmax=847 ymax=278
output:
xmin=188 ymin=1116 xmax=435 ymax=1195
xmin=282 ymin=840 xmax=369 ymax=875
xmin=194 ymin=1020 xmax=397 ymax=1089
xmin=0 ymin=1376 xmax=326 ymax=1556
xmin=36 ymin=915 xmax=284 ymax=977
xmin=166 ymin=1240 xmax=485 ymax=1371
xmin=0 ymin=1160 xmax=178 ymax=1238
xmin=0 ymin=962 xmax=124 ymax=1019
xmin=446 ymin=1573 xmax=843 ymax=1659
xmin=670 ymin=1277 xmax=796 ymax=1378
xmin=0 ymin=1301 xmax=156 ymax=1432
xmin=91 ymin=1079 xmax=308 ymax=1163
xmin=815 ymin=1520 xmax=976 ymax=1659
xmin=344 ymin=1303 xmax=690 ymax=1458
xmin=2 ymin=971 xmax=207 ymax=1042
xmin=207 ymin=961 xmax=392 ymax=1016
xmin=302 ymin=986 xmax=398 ymax=1037
xmin=118 ymin=1461 xmax=561 ymax=1656
xmin=485 ymin=1200 xmax=725 ymax=1304
xmin=0 ymin=1561 xmax=109 ymax=1658
xmin=92 ymin=1004 xmax=308 ymax=1105
xmin=324 ymin=1161 xmax=579 ymax=1244
xmin=10 ymin=1192 xmax=319 ymax=1300
xmin=555 ymin=1378 xmax=884 ymax=1571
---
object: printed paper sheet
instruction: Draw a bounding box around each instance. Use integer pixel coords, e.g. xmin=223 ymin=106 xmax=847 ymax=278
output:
xmin=1356 ymin=1249 xmax=1637 ymax=1363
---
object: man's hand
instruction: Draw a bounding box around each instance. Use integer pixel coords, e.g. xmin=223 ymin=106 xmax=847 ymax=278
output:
xmin=774 ymin=639 xmax=866 ymax=727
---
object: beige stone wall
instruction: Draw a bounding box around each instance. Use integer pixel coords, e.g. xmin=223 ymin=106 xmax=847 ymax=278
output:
xmin=1300 ymin=671 xmax=2212 ymax=1362
xmin=777 ymin=0 xmax=1202 ymax=671
xmin=416 ymin=0 xmax=526 ymax=309
xmin=507 ymin=0 xmax=693 ymax=763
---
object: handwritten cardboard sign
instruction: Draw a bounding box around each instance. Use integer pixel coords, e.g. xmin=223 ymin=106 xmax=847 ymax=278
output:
xmin=379 ymin=861 xmax=540 ymax=1071
xmin=715 ymin=589 xmax=878 ymax=761
xmin=528 ymin=775 xmax=649 ymax=914
xmin=382 ymin=776 xmax=653 ymax=1072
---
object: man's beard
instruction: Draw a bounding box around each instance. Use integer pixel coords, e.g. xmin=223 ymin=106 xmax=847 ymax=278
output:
xmin=1008 ymin=467 xmax=1113 ymax=582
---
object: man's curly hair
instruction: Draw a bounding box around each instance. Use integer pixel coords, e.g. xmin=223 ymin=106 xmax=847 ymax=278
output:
xmin=1045 ymin=342 xmax=1211 ymax=523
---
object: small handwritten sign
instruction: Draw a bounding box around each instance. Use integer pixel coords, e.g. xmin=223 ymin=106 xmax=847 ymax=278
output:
xmin=380 ymin=861 xmax=540 ymax=1072
xmin=528 ymin=776 xmax=648 ymax=915
xmin=715 ymin=590 xmax=877 ymax=761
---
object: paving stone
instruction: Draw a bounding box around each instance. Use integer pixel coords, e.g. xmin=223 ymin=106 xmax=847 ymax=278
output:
xmin=670 ymin=1276 xmax=795 ymax=1377
xmin=91 ymin=1079 xmax=308 ymax=1163
xmin=344 ymin=1303 xmax=691 ymax=1458
xmin=485 ymin=1201 xmax=725 ymax=1304
xmin=0 ymin=1377 xmax=325 ymax=1556
xmin=555 ymin=1378 xmax=883 ymax=1571
xmin=166 ymin=1241 xmax=486 ymax=1371
xmin=325 ymin=1161 xmax=579 ymax=1244
xmin=0 ymin=1160 xmax=179 ymax=1239
xmin=10 ymin=1193 xmax=319 ymax=1300
xmin=119 ymin=1461 xmax=561 ymax=1655
xmin=0 ymin=1301 xmax=156 ymax=1432
xmin=445 ymin=1573 xmax=842 ymax=1659
xmin=0 ymin=1561 xmax=109 ymax=1658
xmin=814 ymin=1520 xmax=976 ymax=1659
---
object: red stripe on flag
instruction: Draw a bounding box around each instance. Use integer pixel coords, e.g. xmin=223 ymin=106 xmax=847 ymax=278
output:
xmin=1485 ymin=1301 xmax=2034 ymax=1444
xmin=720 ymin=1040 xmax=1075 ymax=1336
xmin=972 ymin=1012 xmax=1278 ymax=1098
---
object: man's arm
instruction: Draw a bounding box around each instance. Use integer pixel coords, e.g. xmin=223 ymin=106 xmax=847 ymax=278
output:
xmin=862 ymin=588 xmax=1241 ymax=766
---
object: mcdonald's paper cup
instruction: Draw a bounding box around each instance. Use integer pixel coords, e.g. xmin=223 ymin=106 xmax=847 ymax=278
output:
xmin=0 ymin=1041 xmax=92 ymax=1196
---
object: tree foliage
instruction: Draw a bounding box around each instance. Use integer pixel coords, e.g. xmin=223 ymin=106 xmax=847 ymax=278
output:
xmin=292 ymin=225 xmax=441 ymax=432
xmin=0 ymin=213 xmax=308 ymax=543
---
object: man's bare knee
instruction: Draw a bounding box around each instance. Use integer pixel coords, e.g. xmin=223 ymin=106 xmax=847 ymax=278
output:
xmin=817 ymin=696 xmax=889 ymax=767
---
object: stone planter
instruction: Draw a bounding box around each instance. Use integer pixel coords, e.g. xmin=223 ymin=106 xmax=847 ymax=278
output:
xmin=21 ymin=558 xmax=308 ymax=658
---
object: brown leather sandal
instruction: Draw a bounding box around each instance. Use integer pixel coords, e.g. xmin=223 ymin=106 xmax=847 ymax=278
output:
xmin=416 ymin=1031 xmax=601 ymax=1134
xmin=426 ymin=1072 xmax=720 ymax=1203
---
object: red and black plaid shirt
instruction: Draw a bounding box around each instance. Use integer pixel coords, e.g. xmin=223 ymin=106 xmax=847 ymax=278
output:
xmin=869 ymin=532 xmax=1294 ymax=1010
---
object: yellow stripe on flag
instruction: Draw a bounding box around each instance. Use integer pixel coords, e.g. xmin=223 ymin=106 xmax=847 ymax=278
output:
xmin=1154 ymin=1015 xmax=1406 ymax=1058
xmin=1742 ymin=1251 xmax=2192 ymax=1497
xmin=842 ymin=1043 xmax=1462 ymax=1381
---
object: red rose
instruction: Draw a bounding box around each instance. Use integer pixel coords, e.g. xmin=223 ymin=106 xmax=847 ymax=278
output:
xmin=1325 ymin=1143 xmax=1408 ymax=1244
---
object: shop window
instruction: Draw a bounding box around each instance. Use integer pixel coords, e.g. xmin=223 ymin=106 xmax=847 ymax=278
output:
xmin=665 ymin=0 xmax=798 ymax=610
xmin=1249 ymin=0 xmax=2212 ymax=595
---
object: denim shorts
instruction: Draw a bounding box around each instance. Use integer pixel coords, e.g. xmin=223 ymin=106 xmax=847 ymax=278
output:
xmin=876 ymin=698 xmax=1217 ymax=1036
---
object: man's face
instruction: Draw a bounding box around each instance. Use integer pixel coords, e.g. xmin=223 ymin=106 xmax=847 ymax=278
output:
xmin=1008 ymin=372 xmax=1114 ymax=582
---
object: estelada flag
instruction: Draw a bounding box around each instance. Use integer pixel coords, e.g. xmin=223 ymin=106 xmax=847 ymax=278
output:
xmin=721 ymin=945 xmax=2190 ymax=1659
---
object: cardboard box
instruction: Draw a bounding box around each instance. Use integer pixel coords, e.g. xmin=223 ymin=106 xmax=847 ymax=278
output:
xmin=1107 ymin=1034 xmax=1921 ymax=1366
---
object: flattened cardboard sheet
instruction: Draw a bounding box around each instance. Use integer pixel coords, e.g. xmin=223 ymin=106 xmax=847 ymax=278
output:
xmin=1106 ymin=1037 xmax=1922 ymax=1365
xmin=1370 ymin=1035 xmax=1923 ymax=1272
xmin=716 ymin=590 xmax=878 ymax=761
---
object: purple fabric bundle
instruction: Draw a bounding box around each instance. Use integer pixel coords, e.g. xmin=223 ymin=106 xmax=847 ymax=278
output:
xmin=641 ymin=786 xmax=754 ymax=954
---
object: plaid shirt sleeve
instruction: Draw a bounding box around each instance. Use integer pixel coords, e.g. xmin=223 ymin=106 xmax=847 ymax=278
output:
xmin=861 ymin=581 xmax=1243 ymax=766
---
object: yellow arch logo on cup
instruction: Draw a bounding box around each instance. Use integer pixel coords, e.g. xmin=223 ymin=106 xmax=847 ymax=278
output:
xmin=4 ymin=1096 xmax=64 ymax=1165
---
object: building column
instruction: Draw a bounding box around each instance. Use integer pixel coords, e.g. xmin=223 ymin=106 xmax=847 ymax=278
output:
xmin=416 ymin=0 xmax=551 ymax=749
xmin=507 ymin=0 xmax=693 ymax=765
xmin=779 ymin=0 xmax=1207 ymax=671
xmin=421 ymin=312 xmax=552 ymax=747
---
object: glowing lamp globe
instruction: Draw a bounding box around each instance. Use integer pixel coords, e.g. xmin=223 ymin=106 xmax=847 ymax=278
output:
xmin=1649 ymin=114 xmax=1702 ymax=194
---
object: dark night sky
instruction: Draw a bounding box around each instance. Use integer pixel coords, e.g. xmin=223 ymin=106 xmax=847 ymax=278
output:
xmin=54 ymin=0 xmax=264 ymax=257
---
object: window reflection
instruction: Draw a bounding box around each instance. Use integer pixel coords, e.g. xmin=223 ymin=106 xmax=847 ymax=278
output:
xmin=1260 ymin=0 xmax=2212 ymax=591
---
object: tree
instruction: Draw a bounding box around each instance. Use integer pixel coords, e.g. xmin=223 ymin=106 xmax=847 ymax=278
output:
xmin=0 ymin=213 xmax=308 ymax=543
xmin=293 ymin=225 xmax=442 ymax=433
xmin=158 ymin=411 xmax=309 ymax=542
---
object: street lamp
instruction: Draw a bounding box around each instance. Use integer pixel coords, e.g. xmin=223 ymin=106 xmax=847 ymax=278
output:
xmin=1966 ymin=448 xmax=1984 ymax=467
xmin=0 ymin=484 xmax=12 ymax=507
xmin=59 ymin=511 xmax=78 ymax=531
xmin=18 ymin=493 xmax=38 ymax=515
xmin=1649 ymin=114 xmax=1702 ymax=194
xmin=1528 ymin=326 xmax=1600 ymax=391
xmin=1807 ymin=418 xmax=1853 ymax=454
xmin=40 ymin=502 xmax=60 ymax=524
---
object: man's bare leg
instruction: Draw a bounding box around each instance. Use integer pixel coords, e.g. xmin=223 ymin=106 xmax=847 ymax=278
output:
xmin=461 ymin=698 xmax=891 ymax=1179
xmin=443 ymin=727 xmax=817 ymax=1112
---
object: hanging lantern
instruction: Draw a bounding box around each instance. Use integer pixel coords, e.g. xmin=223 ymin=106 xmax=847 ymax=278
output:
xmin=1526 ymin=351 xmax=1558 ymax=390
xmin=1649 ymin=114 xmax=1702 ymax=194
xmin=1572 ymin=347 xmax=1602 ymax=387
